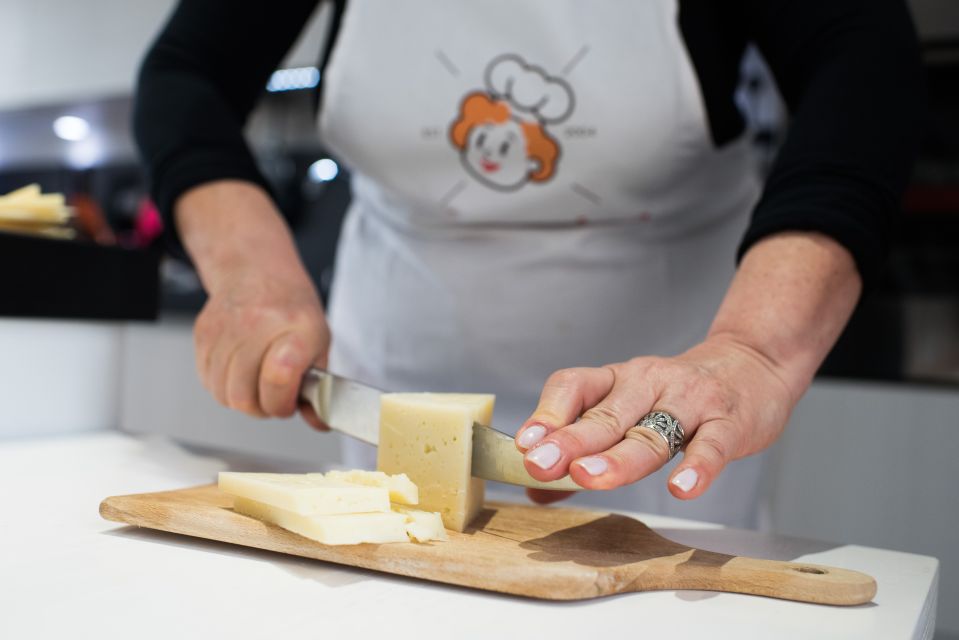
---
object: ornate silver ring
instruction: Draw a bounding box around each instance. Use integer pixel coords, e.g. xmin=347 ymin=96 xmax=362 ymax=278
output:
xmin=636 ymin=411 xmax=685 ymax=460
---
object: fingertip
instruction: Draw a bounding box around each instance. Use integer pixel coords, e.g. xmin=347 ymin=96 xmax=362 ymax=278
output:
xmin=668 ymin=465 xmax=706 ymax=500
xmin=515 ymin=423 xmax=548 ymax=451
xmin=523 ymin=441 xmax=567 ymax=481
xmin=566 ymin=457 xmax=623 ymax=491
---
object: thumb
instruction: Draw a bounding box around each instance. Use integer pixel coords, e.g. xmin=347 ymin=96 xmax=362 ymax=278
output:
xmin=667 ymin=419 xmax=739 ymax=500
xmin=259 ymin=329 xmax=327 ymax=417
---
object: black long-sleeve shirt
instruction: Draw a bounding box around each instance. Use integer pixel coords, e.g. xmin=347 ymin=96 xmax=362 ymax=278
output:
xmin=134 ymin=0 xmax=924 ymax=286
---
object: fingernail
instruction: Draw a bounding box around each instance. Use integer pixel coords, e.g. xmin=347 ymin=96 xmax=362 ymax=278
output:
xmin=671 ymin=468 xmax=699 ymax=492
xmin=517 ymin=425 xmax=547 ymax=449
xmin=526 ymin=442 xmax=561 ymax=470
xmin=577 ymin=456 xmax=608 ymax=476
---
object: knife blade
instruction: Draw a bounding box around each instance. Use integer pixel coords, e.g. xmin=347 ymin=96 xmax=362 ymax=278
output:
xmin=298 ymin=368 xmax=581 ymax=491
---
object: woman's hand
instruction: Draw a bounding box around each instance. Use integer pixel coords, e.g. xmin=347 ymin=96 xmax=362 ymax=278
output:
xmin=194 ymin=266 xmax=331 ymax=427
xmin=516 ymin=337 xmax=794 ymax=500
xmin=516 ymin=231 xmax=862 ymax=503
xmin=176 ymin=180 xmax=331 ymax=429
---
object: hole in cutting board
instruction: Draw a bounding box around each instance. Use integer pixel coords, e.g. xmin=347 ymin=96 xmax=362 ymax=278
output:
xmin=795 ymin=566 xmax=827 ymax=575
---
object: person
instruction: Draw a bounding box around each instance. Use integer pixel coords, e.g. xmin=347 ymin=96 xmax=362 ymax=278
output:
xmin=134 ymin=0 xmax=922 ymax=527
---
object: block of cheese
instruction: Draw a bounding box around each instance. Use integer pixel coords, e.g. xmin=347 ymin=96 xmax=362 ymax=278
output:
xmin=377 ymin=393 xmax=495 ymax=532
xmin=218 ymin=472 xmax=390 ymax=515
xmin=316 ymin=470 xmax=418 ymax=505
xmin=233 ymin=497 xmax=410 ymax=545
xmin=392 ymin=505 xmax=449 ymax=543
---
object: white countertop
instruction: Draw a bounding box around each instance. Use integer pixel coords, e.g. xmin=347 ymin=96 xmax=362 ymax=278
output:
xmin=0 ymin=432 xmax=939 ymax=640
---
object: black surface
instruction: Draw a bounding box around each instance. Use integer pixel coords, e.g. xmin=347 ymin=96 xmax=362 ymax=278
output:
xmin=0 ymin=232 xmax=160 ymax=321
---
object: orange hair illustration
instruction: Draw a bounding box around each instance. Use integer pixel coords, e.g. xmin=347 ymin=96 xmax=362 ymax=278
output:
xmin=450 ymin=92 xmax=559 ymax=182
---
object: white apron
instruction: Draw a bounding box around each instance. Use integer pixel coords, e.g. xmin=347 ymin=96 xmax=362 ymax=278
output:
xmin=318 ymin=0 xmax=767 ymax=527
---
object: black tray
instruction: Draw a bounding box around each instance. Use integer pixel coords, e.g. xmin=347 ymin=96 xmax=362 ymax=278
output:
xmin=0 ymin=231 xmax=160 ymax=321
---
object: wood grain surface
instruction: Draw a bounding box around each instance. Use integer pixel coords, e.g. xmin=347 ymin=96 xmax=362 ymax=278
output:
xmin=100 ymin=485 xmax=876 ymax=604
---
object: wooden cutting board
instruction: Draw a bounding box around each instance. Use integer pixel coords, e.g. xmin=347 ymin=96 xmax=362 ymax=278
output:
xmin=99 ymin=485 xmax=875 ymax=604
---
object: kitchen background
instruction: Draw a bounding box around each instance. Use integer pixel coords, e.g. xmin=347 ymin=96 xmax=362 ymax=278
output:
xmin=0 ymin=1 xmax=956 ymax=636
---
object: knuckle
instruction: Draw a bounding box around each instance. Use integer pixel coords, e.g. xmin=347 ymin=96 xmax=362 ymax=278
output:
xmin=697 ymin=378 xmax=727 ymax=410
xmin=625 ymin=426 xmax=670 ymax=460
xmin=624 ymin=356 xmax=657 ymax=372
xmin=527 ymin=412 xmax=563 ymax=429
xmin=193 ymin=317 xmax=215 ymax=348
xmin=547 ymin=368 xmax=583 ymax=390
xmin=548 ymin=429 xmax=587 ymax=454
xmin=237 ymin=307 xmax=268 ymax=332
xmin=580 ymin=404 xmax=626 ymax=437
xmin=692 ymin=431 xmax=731 ymax=466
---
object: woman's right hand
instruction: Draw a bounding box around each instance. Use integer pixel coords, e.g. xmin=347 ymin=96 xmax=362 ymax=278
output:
xmin=175 ymin=180 xmax=331 ymax=428
xmin=194 ymin=266 xmax=331 ymax=425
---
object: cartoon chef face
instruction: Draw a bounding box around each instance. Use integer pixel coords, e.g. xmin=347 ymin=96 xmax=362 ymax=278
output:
xmin=460 ymin=112 xmax=545 ymax=191
xmin=449 ymin=55 xmax=574 ymax=192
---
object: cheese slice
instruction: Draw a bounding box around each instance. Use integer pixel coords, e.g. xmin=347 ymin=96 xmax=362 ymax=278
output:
xmin=392 ymin=505 xmax=449 ymax=542
xmin=0 ymin=185 xmax=70 ymax=224
xmin=377 ymin=393 xmax=494 ymax=532
xmin=316 ymin=470 xmax=418 ymax=505
xmin=234 ymin=497 xmax=410 ymax=545
xmin=218 ymin=472 xmax=390 ymax=515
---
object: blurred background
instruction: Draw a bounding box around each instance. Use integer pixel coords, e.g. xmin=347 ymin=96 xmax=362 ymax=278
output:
xmin=0 ymin=1 xmax=956 ymax=636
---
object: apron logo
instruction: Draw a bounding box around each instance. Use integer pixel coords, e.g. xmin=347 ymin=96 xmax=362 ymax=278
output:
xmin=450 ymin=54 xmax=575 ymax=191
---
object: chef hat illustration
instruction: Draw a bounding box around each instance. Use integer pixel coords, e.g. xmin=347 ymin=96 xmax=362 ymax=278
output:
xmin=484 ymin=54 xmax=574 ymax=125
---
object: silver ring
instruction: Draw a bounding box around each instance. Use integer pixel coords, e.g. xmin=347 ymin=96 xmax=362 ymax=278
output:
xmin=636 ymin=411 xmax=685 ymax=460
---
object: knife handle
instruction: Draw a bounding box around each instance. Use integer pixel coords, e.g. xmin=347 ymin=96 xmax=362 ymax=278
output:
xmin=298 ymin=367 xmax=329 ymax=420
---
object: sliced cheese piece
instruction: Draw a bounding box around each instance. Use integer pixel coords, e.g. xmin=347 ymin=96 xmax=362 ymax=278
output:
xmin=317 ymin=470 xmax=418 ymax=505
xmin=233 ymin=497 xmax=409 ymax=545
xmin=1 ymin=184 xmax=41 ymax=201
xmin=218 ymin=472 xmax=390 ymax=515
xmin=377 ymin=393 xmax=494 ymax=532
xmin=393 ymin=504 xmax=449 ymax=542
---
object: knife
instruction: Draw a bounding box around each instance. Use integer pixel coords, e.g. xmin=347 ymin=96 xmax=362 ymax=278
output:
xmin=298 ymin=368 xmax=581 ymax=491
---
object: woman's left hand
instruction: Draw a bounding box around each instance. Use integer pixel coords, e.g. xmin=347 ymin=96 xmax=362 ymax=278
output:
xmin=515 ymin=335 xmax=798 ymax=503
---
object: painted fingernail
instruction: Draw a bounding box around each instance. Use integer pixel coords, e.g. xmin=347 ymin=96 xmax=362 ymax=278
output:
xmin=526 ymin=442 xmax=561 ymax=470
xmin=671 ymin=468 xmax=699 ymax=492
xmin=517 ymin=425 xmax=547 ymax=449
xmin=577 ymin=456 xmax=608 ymax=476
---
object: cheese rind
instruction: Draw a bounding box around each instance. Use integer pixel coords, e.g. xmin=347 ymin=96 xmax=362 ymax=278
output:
xmin=233 ymin=497 xmax=409 ymax=545
xmin=377 ymin=393 xmax=494 ymax=532
xmin=218 ymin=472 xmax=390 ymax=515
xmin=316 ymin=470 xmax=418 ymax=505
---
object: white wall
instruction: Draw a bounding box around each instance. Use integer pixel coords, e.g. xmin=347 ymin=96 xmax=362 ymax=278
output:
xmin=0 ymin=0 xmax=177 ymax=109
xmin=0 ymin=0 xmax=331 ymax=110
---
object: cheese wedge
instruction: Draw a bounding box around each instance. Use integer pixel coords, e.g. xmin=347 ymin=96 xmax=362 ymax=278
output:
xmin=218 ymin=472 xmax=390 ymax=515
xmin=377 ymin=393 xmax=495 ymax=532
xmin=234 ymin=497 xmax=410 ymax=545
xmin=316 ymin=470 xmax=419 ymax=505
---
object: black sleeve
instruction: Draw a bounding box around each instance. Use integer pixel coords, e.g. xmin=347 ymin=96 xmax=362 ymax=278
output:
xmin=133 ymin=0 xmax=320 ymax=252
xmin=737 ymin=0 xmax=924 ymax=287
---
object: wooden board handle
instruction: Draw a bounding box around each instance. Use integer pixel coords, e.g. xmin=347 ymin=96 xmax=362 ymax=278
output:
xmin=626 ymin=549 xmax=877 ymax=605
